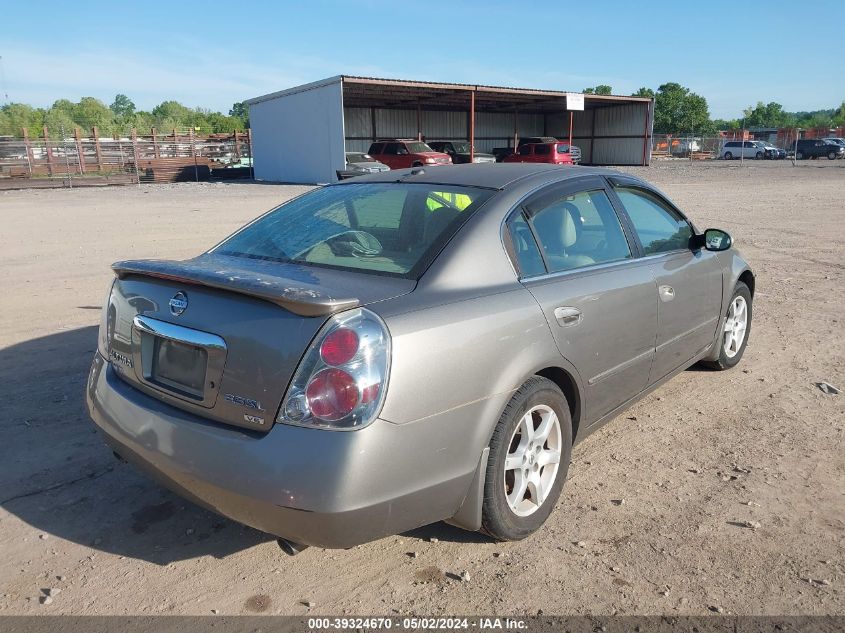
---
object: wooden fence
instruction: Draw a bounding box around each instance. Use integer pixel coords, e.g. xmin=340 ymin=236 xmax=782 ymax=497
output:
xmin=0 ymin=127 xmax=253 ymax=187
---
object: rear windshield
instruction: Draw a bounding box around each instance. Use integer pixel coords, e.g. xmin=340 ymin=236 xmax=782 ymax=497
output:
xmin=213 ymin=183 xmax=494 ymax=279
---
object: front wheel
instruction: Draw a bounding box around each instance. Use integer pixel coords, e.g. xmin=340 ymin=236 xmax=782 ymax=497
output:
xmin=755 ymin=151 xmax=763 ymax=159
xmin=723 ymin=152 xmax=733 ymax=160
xmin=828 ymin=151 xmax=837 ymax=160
xmin=702 ymin=282 xmax=752 ymax=370
xmin=796 ymin=151 xmax=805 ymax=160
xmin=481 ymin=377 xmax=572 ymax=541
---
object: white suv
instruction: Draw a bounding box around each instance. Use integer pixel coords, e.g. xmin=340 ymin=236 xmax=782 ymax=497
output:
xmin=721 ymin=140 xmax=767 ymax=160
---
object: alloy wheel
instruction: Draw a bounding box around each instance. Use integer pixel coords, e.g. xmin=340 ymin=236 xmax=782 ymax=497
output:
xmin=503 ymin=405 xmax=562 ymax=517
xmin=723 ymin=295 xmax=748 ymax=358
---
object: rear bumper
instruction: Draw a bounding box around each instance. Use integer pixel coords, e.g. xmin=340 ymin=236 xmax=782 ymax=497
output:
xmin=86 ymin=353 xmax=479 ymax=548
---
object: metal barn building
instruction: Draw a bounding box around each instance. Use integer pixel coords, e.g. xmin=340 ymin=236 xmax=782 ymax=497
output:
xmin=245 ymin=75 xmax=654 ymax=184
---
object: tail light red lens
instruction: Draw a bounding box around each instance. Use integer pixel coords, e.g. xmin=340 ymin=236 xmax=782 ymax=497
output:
xmin=278 ymin=308 xmax=391 ymax=430
xmin=305 ymin=368 xmax=359 ymax=421
xmin=320 ymin=328 xmax=359 ymax=366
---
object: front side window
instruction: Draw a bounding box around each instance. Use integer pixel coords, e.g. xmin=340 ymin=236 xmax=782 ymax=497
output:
xmin=613 ymin=186 xmax=693 ymax=255
xmin=525 ymin=189 xmax=632 ymax=274
xmin=214 ymin=183 xmax=493 ymax=279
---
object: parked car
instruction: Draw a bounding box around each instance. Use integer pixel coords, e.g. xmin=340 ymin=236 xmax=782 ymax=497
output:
xmin=493 ymin=138 xmax=582 ymax=163
xmin=427 ymin=141 xmax=496 ymax=164
xmin=367 ymin=139 xmax=452 ymax=169
xmin=553 ymin=142 xmax=582 ymax=164
xmin=517 ymin=137 xmax=582 ymax=164
xmin=721 ymin=140 xmax=768 ymax=160
xmin=760 ymin=143 xmax=787 ymax=159
xmin=822 ymin=138 xmax=845 ymax=151
xmin=503 ymin=142 xmax=574 ymax=165
xmin=88 ymin=164 xmax=754 ymax=551
xmin=491 ymin=146 xmax=516 ymax=162
xmin=337 ymin=152 xmax=390 ymax=179
xmin=795 ymin=139 xmax=845 ymax=160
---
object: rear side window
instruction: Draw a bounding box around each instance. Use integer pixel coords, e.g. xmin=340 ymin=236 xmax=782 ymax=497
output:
xmin=368 ymin=143 xmax=384 ymax=154
xmin=534 ymin=144 xmax=551 ymax=155
xmin=214 ymin=183 xmax=493 ymax=279
xmin=518 ymin=145 xmax=532 ymax=156
xmin=521 ymin=189 xmax=632 ymax=274
xmin=613 ymin=186 xmax=692 ymax=255
xmin=510 ymin=213 xmax=546 ymax=277
xmin=384 ymin=143 xmax=401 ymax=154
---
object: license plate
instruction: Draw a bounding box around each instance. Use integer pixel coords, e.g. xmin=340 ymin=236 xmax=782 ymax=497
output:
xmin=151 ymin=338 xmax=208 ymax=397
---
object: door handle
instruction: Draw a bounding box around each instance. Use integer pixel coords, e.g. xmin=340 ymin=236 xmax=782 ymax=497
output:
xmin=554 ymin=306 xmax=582 ymax=327
xmin=658 ymin=285 xmax=675 ymax=302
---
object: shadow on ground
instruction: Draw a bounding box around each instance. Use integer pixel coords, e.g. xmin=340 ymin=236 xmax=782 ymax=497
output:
xmin=0 ymin=326 xmax=272 ymax=565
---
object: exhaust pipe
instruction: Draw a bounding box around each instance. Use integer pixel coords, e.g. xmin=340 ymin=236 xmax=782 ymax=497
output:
xmin=277 ymin=537 xmax=309 ymax=556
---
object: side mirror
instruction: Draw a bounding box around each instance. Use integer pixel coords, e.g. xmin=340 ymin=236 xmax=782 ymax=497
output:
xmin=698 ymin=228 xmax=732 ymax=252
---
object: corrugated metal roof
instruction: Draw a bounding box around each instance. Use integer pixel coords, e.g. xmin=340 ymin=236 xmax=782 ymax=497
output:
xmin=246 ymin=75 xmax=651 ymax=110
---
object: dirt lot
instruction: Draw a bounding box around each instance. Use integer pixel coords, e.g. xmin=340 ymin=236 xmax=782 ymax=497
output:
xmin=0 ymin=161 xmax=843 ymax=616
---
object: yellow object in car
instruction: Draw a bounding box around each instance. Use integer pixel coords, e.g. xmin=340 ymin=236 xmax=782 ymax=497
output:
xmin=426 ymin=191 xmax=473 ymax=211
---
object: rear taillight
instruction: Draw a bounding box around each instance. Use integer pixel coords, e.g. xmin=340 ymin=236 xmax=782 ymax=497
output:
xmin=278 ymin=308 xmax=391 ymax=430
xmin=97 ymin=280 xmax=116 ymax=358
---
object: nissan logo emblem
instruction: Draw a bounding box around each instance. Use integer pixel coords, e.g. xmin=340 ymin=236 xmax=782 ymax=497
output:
xmin=169 ymin=291 xmax=188 ymax=316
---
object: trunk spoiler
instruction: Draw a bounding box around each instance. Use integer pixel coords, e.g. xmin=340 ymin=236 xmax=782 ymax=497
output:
xmin=112 ymin=257 xmax=360 ymax=317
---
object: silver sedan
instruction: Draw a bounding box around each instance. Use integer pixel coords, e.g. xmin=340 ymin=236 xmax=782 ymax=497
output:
xmin=87 ymin=164 xmax=754 ymax=552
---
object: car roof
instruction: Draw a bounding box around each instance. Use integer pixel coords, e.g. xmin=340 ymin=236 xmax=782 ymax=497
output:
xmin=333 ymin=163 xmax=624 ymax=190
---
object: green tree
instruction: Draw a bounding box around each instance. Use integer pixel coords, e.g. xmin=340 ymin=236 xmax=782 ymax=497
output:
xmin=74 ymin=97 xmax=114 ymax=132
xmin=151 ymin=100 xmax=194 ymax=126
xmin=0 ymin=103 xmax=45 ymax=136
xmin=632 ymin=87 xmax=655 ymax=98
xmin=583 ymin=85 xmax=612 ymax=95
xmin=653 ymin=82 xmax=712 ymax=134
xmin=110 ymin=94 xmax=136 ymax=117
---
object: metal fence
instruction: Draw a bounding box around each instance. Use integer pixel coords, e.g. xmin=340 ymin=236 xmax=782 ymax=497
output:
xmin=652 ymin=135 xmax=727 ymax=159
xmin=0 ymin=127 xmax=253 ymax=188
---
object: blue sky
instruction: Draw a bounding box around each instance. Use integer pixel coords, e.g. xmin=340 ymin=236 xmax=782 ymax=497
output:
xmin=1 ymin=0 xmax=842 ymax=119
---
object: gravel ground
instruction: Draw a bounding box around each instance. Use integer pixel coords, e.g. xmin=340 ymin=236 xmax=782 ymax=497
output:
xmin=0 ymin=161 xmax=843 ymax=616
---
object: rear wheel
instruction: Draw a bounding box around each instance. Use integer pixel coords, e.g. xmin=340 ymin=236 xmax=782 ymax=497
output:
xmin=481 ymin=377 xmax=572 ymax=541
xmin=702 ymin=282 xmax=752 ymax=370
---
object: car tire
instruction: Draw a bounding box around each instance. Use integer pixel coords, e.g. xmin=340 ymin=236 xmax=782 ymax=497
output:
xmin=481 ymin=376 xmax=572 ymax=541
xmin=724 ymin=152 xmax=733 ymax=160
xmin=828 ymin=151 xmax=837 ymax=160
xmin=796 ymin=151 xmax=804 ymax=160
xmin=755 ymin=151 xmax=763 ymax=159
xmin=702 ymin=281 xmax=752 ymax=371
xmin=412 ymin=161 xmax=423 ymax=167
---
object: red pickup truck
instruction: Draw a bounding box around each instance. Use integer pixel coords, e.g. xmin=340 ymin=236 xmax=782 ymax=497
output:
xmin=367 ymin=139 xmax=452 ymax=169
xmin=503 ymin=142 xmax=574 ymax=165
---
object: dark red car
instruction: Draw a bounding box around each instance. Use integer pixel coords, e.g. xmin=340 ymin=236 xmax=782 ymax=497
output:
xmin=503 ymin=142 xmax=574 ymax=165
xmin=367 ymin=139 xmax=452 ymax=169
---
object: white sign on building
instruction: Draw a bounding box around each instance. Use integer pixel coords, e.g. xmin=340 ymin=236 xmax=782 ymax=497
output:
xmin=566 ymin=92 xmax=585 ymax=111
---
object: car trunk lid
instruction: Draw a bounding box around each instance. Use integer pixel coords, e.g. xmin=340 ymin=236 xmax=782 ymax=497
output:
xmin=106 ymin=253 xmax=414 ymax=430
